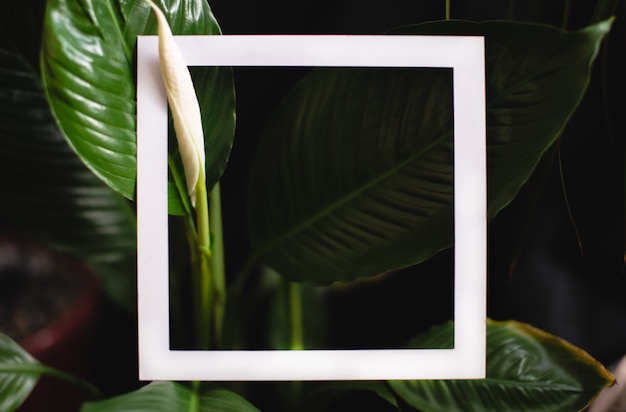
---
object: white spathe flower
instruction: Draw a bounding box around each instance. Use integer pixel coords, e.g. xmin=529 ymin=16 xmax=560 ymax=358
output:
xmin=146 ymin=0 xmax=205 ymax=207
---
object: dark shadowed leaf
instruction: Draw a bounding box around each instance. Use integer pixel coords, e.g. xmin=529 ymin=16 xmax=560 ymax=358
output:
xmin=247 ymin=19 xmax=611 ymax=283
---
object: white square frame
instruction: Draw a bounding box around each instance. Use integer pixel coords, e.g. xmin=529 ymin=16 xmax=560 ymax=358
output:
xmin=136 ymin=35 xmax=486 ymax=381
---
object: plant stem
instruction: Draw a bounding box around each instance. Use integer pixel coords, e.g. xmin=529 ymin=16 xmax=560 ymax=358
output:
xmin=289 ymin=282 xmax=304 ymax=351
xmin=188 ymin=381 xmax=200 ymax=412
xmin=195 ymin=176 xmax=213 ymax=349
xmin=591 ymin=0 xmax=619 ymax=23
xmin=445 ymin=0 xmax=450 ymax=20
xmin=190 ymin=180 xmax=226 ymax=349
xmin=561 ymin=0 xmax=572 ymax=29
xmin=288 ymin=281 xmax=304 ymax=406
xmin=209 ymin=183 xmax=226 ymax=348
xmin=507 ymin=0 xmax=515 ymax=20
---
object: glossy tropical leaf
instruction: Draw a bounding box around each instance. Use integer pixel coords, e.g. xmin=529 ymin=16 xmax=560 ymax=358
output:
xmin=0 ymin=45 xmax=137 ymax=312
xmin=247 ymin=20 xmax=611 ymax=283
xmin=389 ymin=320 xmax=614 ymax=412
xmin=80 ymin=381 xmax=260 ymax=412
xmin=41 ymin=0 xmax=235 ymax=213
xmin=0 ymin=333 xmax=40 ymax=412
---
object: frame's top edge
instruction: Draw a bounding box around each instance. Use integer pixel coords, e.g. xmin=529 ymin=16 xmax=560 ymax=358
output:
xmin=137 ymin=34 xmax=485 ymax=68
xmin=137 ymin=34 xmax=485 ymax=39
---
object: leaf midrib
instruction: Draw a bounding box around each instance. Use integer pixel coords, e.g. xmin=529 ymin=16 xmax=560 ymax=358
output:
xmin=253 ymin=131 xmax=452 ymax=261
xmin=104 ymin=0 xmax=132 ymax=63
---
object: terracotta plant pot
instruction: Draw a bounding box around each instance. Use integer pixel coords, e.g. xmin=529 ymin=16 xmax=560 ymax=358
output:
xmin=0 ymin=231 xmax=101 ymax=412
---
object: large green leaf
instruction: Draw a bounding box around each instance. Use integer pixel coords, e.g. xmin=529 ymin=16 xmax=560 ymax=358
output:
xmin=389 ymin=320 xmax=614 ymax=412
xmin=247 ymin=20 xmax=611 ymax=283
xmin=80 ymin=381 xmax=260 ymax=412
xmin=0 ymin=44 xmax=137 ymax=311
xmin=41 ymin=0 xmax=236 ymax=212
xmin=0 ymin=333 xmax=40 ymax=412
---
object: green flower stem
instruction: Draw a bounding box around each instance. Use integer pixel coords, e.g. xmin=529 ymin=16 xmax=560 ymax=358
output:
xmin=289 ymin=282 xmax=304 ymax=351
xmin=445 ymin=0 xmax=450 ymax=20
xmin=591 ymin=0 xmax=619 ymax=23
xmin=194 ymin=175 xmax=213 ymax=349
xmin=288 ymin=281 xmax=304 ymax=406
xmin=562 ymin=0 xmax=572 ymax=29
xmin=186 ymin=224 xmax=209 ymax=349
xmin=0 ymin=364 xmax=102 ymax=401
xmin=209 ymin=183 xmax=226 ymax=348
xmin=188 ymin=381 xmax=200 ymax=412
xmin=191 ymin=179 xmax=226 ymax=349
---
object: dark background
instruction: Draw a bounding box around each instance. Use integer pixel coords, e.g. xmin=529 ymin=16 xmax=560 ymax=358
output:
xmin=1 ymin=0 xmax=625 ymax=409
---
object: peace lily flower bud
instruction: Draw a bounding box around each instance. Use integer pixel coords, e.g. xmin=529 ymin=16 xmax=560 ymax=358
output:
xmin=146 ymin=0 xmax=205 ymax=207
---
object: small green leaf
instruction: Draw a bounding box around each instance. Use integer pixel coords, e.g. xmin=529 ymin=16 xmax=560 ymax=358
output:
xmin=0 ymin=333 xmax=41 ymax=412
xmin=41 ymin=0 xmax=235 ymax=212
xmin=247 ymin=19 xmax=611 ymax=283
xmin=80 ymin=382 xmax=260 ymax=412
xmin=389 ymin=320 xmax=615 ymax=412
